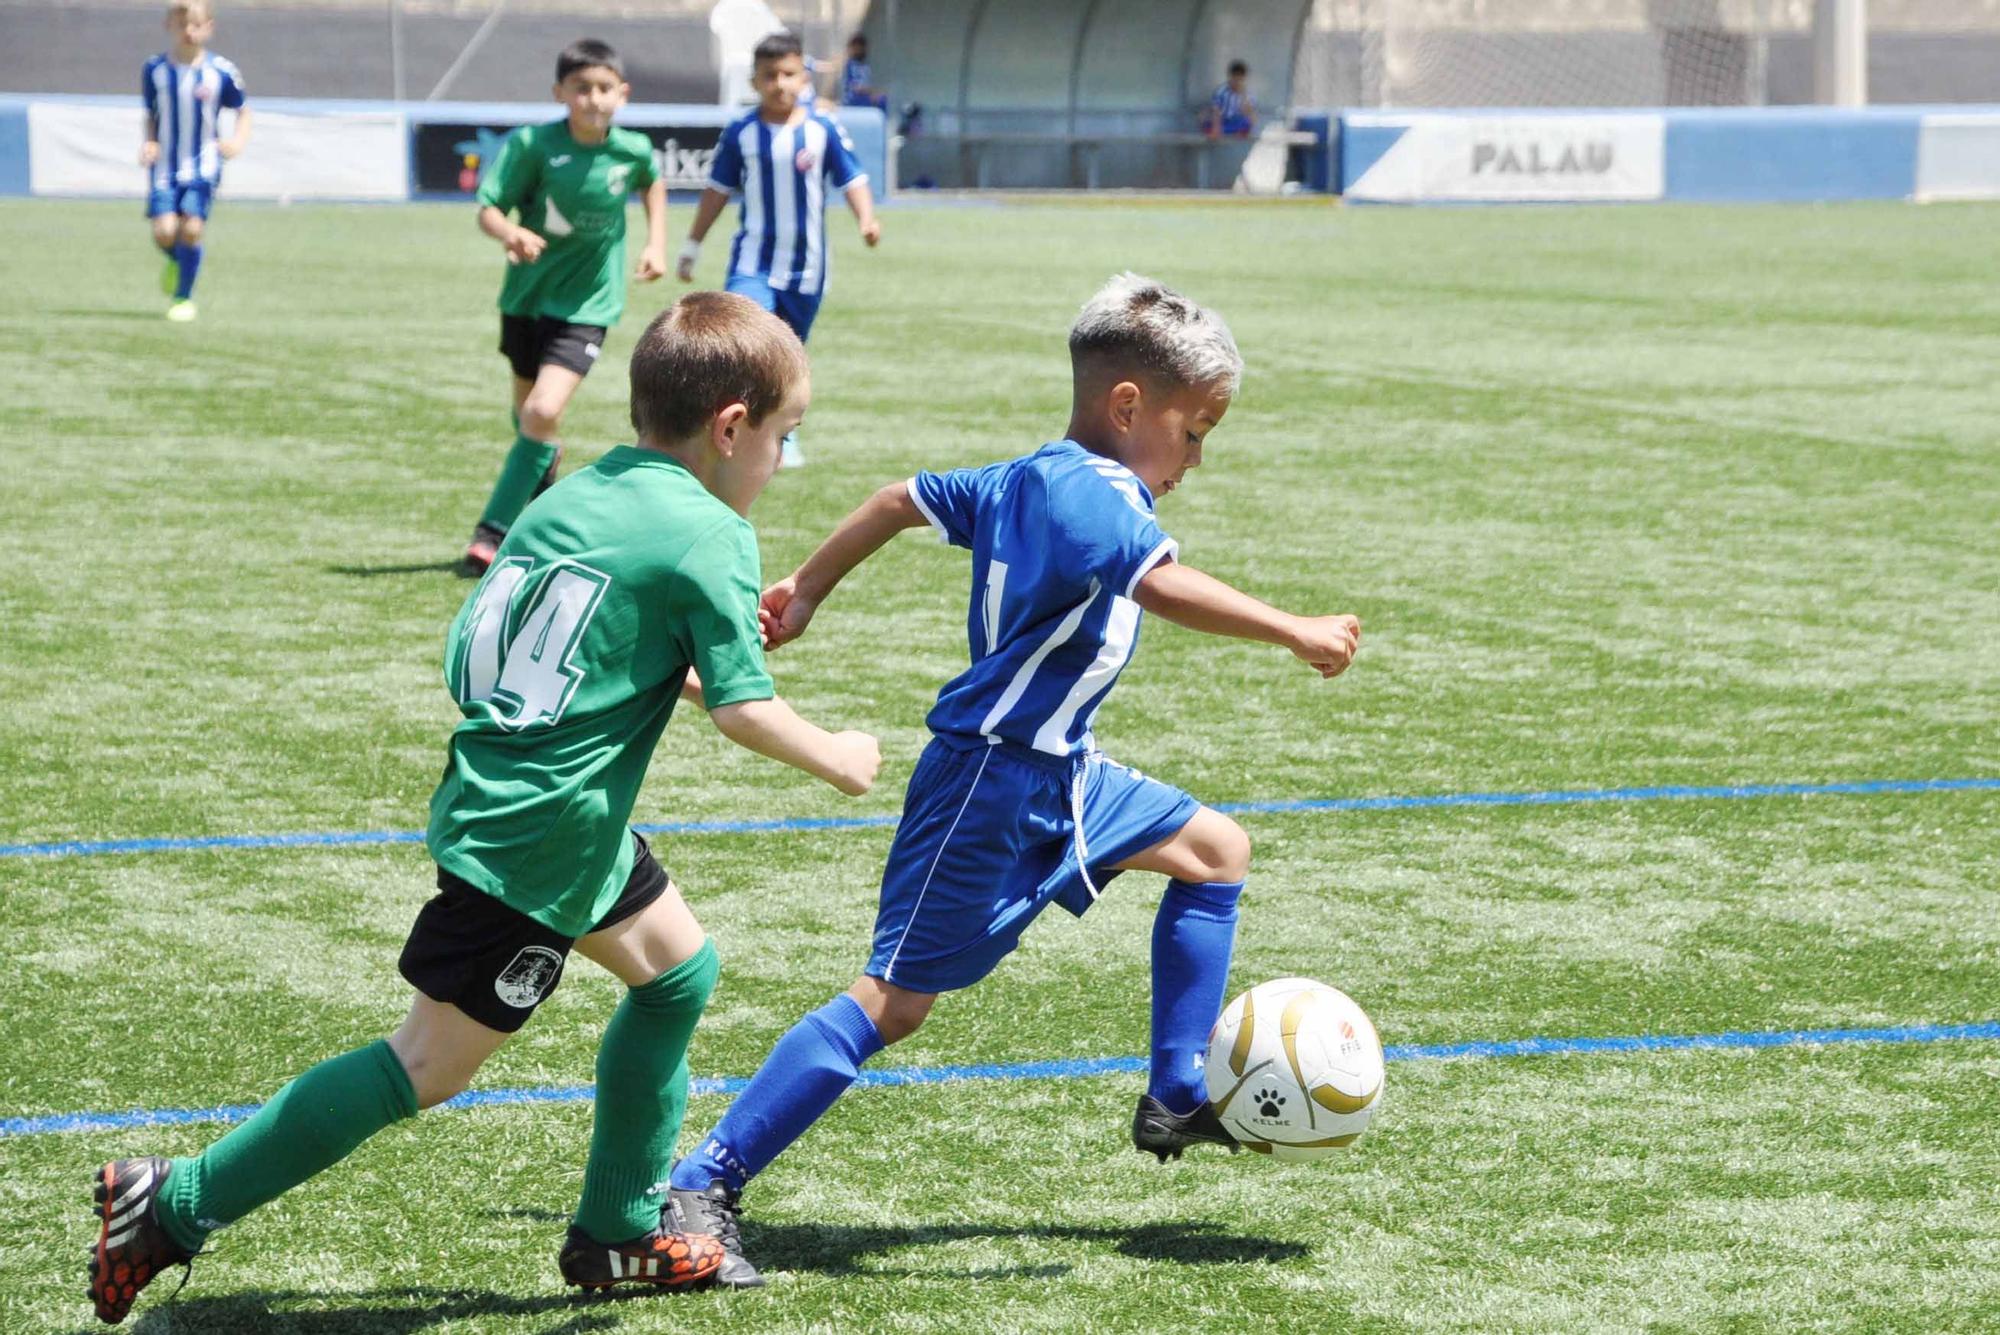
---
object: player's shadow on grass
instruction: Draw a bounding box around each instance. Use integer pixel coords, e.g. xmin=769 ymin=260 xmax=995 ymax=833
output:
xmin=750 ymin=1217 xmax=1308 ymax=1278
xmin=327 ymin=561 xmax=469 ymax=578
xmin=122 ymin=1285 xmax=642 ymax=1335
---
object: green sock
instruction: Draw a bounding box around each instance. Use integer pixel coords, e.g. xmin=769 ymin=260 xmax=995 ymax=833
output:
xmin=155 ymin=1039 xmax=417 ymax=1252
xmin=573 ymin=940 xmax=719 ymax=1243
xmin=478 ymin=432 xmax=559 ymax=533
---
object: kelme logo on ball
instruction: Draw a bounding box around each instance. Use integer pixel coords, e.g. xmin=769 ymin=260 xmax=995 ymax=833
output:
xmin=494 ymin=946 xmax=563 ymax=1008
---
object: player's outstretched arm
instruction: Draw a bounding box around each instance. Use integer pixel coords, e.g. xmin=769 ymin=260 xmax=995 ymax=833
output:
xmin=1133 ymin=560 xmax=1360 ymax=679
xmin=708 ymin=697 xmax=881 ymax=795
xmin=761 ymin=482 xmax=929 ymax=650
xmin=845 ymin=181 xmax=881 ymax=247
xmin=676 ymin=188 xmax=732 ymax=281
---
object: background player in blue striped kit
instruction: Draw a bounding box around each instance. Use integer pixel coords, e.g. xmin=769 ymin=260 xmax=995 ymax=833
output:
xmin=664 ymin=273 xmax=1363 ymax=1287
xmin=676 ymin=30 xmax=880 ymax=467
xmin=141 ymin=0 xmax=250 ymax=322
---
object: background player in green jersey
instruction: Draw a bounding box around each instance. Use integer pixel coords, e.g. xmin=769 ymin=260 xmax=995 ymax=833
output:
xmin=464 ymin=39 xmax=670 ymax=574
xmin=86 ymin=291 xmax=881 ymax=1326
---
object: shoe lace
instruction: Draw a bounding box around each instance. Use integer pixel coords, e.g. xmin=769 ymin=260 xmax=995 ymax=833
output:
xmin=699 ymin=1185 xmax=744 ymax=1250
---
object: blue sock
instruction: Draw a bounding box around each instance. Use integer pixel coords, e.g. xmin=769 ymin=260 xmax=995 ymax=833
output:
xmin=1148 ymin=878 xmax=1243 ymax=1114
xmin=670 ymin=993 xmax=884 ymax=1194
xmin=173 ymin=242 xmax=203 ymax=299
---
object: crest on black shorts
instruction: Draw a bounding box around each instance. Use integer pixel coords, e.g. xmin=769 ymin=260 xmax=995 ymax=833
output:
xmin=494 ymin=946 xmax=563 ymax=1009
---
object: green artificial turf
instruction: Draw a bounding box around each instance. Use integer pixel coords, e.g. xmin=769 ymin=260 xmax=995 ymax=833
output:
xmin=1 ymin=196 xmax=1996 ymax=1333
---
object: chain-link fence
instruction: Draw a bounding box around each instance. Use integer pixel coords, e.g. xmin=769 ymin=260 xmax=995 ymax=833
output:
xmin=1292 ymin=0 xmax=2000 ymax=107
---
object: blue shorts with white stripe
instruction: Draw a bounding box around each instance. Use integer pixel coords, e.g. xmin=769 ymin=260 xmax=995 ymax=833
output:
xmin=866 ymin=734 xmax=1200 ymax=994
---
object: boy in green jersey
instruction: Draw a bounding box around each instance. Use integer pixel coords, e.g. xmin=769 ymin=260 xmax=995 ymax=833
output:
xmin=86 ymin=291 xmax=881 ymax=1326
xmin=464 ymin=38 xmax=670 ymax=574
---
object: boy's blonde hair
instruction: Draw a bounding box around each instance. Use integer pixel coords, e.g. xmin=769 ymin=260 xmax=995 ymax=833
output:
xmin=168 ymin=0 xmax=213 ymax=21
xmin=629 ymin=292 xmax=809 ymax=443
xmin=1069 ymin=272 xmax=1243 ymax=397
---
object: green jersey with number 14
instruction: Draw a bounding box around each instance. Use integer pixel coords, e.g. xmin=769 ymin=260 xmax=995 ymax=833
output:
xmin=427 ymin=447 xmax=775 ymax=937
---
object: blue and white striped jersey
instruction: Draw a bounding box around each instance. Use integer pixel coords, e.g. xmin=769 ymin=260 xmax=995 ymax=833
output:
xmin=142 ymin=52 xmax=246 ymax=189
xmin=1210 ymin=83 xmax=1253 ymax=134
xmin=908 ymin=441 xmax=1180 ymax=758
xmin=706 ymin=111 xmax=867 ymax=296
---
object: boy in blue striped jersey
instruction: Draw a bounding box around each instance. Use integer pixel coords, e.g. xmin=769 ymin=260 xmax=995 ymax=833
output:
xmin=1202 ymin=60 xmax=1257 ymax=138
xmin=677 ymin=29 xmax=880 ymax=467
xmin=666 ymin=274 xmax=1363 ymax=1288
xmin=141 ymin=1 xmax=250 ymax=322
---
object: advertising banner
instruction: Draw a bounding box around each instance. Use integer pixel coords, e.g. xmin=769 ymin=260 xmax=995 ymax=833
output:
xmin=27 ymin=101 xmax=406 ymax=200
xmin=1915 ymin=112 xmax=2000 ymax=201
xmin=411 ymin=118 xmax=727 ymax=198
xmin=1344 ymin=113 xmax=1665 ymax=203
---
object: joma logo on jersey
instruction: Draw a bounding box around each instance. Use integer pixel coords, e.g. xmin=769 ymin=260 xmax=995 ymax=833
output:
xmin=494 ymin=946 xmax=563 ymax=1009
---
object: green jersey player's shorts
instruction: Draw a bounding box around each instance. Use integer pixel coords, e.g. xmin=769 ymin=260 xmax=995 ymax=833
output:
xmin=400 ymin=832 xmax=668 ymax=1032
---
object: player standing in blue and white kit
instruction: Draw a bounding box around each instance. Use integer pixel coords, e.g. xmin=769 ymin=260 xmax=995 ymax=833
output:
xmin=677 ymin=30 xmax=880 ymax=467
xmin=141 ymin=1 xmax=250 ymax=323
xmin=665 ymin=274 xmax=1364 ymax=1288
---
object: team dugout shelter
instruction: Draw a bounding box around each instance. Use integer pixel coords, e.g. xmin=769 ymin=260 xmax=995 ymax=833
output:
xmin=857 ymin=0 xmax=1311 ymax=189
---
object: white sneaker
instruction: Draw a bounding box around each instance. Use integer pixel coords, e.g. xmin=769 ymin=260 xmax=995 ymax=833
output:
xmin=165 ymin=300 xmax=197 ymax=323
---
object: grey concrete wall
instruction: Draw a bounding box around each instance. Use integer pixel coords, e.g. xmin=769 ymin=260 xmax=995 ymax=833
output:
xmin=0 ymin=4 xmax=717 ymax=102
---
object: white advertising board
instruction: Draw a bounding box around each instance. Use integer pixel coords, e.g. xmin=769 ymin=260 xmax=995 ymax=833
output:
xmin=1915 ymin=113 xmax=2000 ymax=202
xmin=1348 ymin=114 xmax=1665 ymax=203
xmin=28 ymin=101 xmax=407 ymax=200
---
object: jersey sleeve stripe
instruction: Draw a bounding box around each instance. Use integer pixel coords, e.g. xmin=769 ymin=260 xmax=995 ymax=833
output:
xmin=1123 ymin=537 xmax=1179 ymax=599
xmin=906 ymin=477 xmax=951 ymax=540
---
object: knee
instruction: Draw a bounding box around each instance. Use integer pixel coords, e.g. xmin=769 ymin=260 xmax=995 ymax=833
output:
xmin=1190 ymin=814 xmax=1252 ymax=885
xmin=851 ymin=979 xmax=933 ymax=1045
xmin=400 ymin=1054 xmax=473 ymax=1111
xmin=518 ymin=396 xmax=564 ymax=440
xmin=873 ymin=998 xmax=930 ymax=1045
xmin=151 ymin=217 xmax=178 ymax=248
xmin=386 ymin=1033 xmax=481 ymax=1111
xmin=178 ymin=217 xmax=204 ymax=245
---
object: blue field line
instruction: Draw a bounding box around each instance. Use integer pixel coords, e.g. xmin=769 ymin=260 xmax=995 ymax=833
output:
xmin=3 ymin=776 xmax=1996 ymax=862
xmin=6 ymin=1020 xmax=1994 ymax=1141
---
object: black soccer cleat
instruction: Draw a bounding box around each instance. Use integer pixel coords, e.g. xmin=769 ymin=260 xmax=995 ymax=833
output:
xmin=556 ymin=1222 xmax=724 ymax=1293
xmin=666 ymin=1177 xmax=765 ymax=1289
xmin=1132 ymin=1094 xmax=1241 ymax=1163
xmin=87 ymin=1157 xmax=195 ymax=1325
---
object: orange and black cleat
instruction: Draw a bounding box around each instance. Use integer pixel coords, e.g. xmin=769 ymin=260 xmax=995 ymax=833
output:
xmin=87 ymin=1157 xmax=195 ymax=1325
xmin=557 ymin=1223 xmax=724 ymax=1293
xmin=462 ymin=522 xmax=506 ymax=575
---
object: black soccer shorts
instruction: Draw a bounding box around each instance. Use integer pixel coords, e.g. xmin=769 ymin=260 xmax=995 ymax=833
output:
xmin=398 ymin=833 xmax=669 ymax=1033
xmin=499 ymin=314 xmax=609 ymax=382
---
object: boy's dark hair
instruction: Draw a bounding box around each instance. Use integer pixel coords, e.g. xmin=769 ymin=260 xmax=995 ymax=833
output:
xmin=1227 ymin=59 xmax=1248 ymax=77
xmin=753 ymin=30 xmax=804 ymax=64
xmin=848 ymin=32 xmax=868 ymax=50
xmin=630 ymin=292 xmax=809 ymax=443
xmin=557 ymin=38 xmax=623 ymax=83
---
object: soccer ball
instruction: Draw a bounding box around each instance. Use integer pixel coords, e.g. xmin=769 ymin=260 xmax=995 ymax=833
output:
xmin=1205 ymin=977 xmax=1384 ymax=1160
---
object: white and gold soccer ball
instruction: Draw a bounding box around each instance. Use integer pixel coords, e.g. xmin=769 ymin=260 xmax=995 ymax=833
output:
xmin=1205 ymin=977 xmax=1384 ymax=1160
